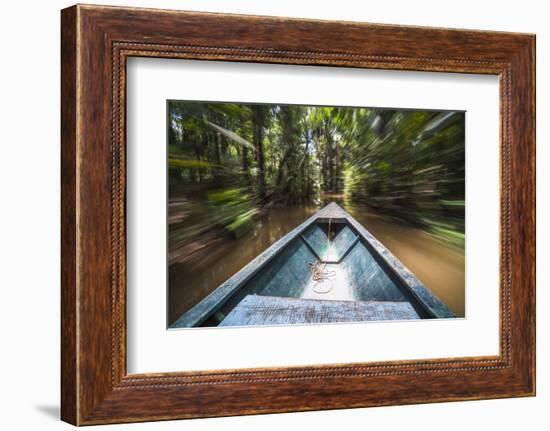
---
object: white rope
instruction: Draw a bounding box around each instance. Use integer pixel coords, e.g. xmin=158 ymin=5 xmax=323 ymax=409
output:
xmin=308 ymin=218 xmax=335 ymax=294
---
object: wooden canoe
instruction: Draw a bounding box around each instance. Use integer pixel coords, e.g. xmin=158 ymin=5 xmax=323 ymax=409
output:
xmin=171 ymin=202 xmax=455 ymax=328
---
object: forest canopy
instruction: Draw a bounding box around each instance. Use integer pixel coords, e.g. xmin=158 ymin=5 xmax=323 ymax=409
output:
xmin=168 ymin=101 xmax=465 ymax=252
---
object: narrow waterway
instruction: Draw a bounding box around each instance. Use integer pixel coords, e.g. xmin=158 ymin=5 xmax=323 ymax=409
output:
xmin=168 ymin=197 xmax=465 ymax=325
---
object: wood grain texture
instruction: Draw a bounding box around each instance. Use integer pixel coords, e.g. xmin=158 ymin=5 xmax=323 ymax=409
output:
xmin=60 ymin=5 xmax=78 ymax=425
xmin=219 ymin=296 xmax=421 ymax=326
xmin=60 ymin=4 xmax=536 ymax=425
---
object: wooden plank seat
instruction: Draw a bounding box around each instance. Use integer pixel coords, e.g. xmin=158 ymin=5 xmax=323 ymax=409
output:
xmin=219 ymin=294 xmax=420 ymax=327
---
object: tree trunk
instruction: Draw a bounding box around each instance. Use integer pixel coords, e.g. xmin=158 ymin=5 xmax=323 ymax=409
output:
xmin=252 ymin=106 xmax=266 ymax=199
xmin=276 ymin=147 xmax=291 ymax=188
xmin=334 ymin=139 xmax=340 ymax=192
xmin=214 ymin=133 xmax=221 ymax=165
xmin=242 ymin=147 xmax=250 ymax=181
xmin=303 ymin=130 xmax=309 ymax=198
xmin=212 ymin=132 xmax=222 ymax=184
xmin=194 ymin=146 xmax=202 ymax=183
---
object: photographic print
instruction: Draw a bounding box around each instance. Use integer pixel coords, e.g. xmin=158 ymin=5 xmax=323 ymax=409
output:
xmin=168 ymin=101 xmax=465 ymax=328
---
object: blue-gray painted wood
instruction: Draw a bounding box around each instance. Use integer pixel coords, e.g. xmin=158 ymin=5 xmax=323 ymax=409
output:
xmin=332 ymin=225 xmax=357 ymax=259
xmin=342 ymin=241 xmax=407 ymax=302
xmin=318 ymin=203 xmax=455 ymax=319
xmin=301 ymin=223 xmax=329 ymax=258
xmin=301 ymin=223 xmax=358 ymax=262
xmin=171 ymin=202 xmax=455 ymax=328
xmin=219 ymin=295 xmax=420 ymax=326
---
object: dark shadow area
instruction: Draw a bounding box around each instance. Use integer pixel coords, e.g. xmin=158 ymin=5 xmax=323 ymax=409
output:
xmin=35 ymin=404 xmax=59 ymax=420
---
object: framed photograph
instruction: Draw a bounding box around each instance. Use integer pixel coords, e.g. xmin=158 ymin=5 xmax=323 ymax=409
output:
xmin=166 ymin=100 xmax=460 ymax=330
xmin=61 ymin=4 xmax=535 ymax=425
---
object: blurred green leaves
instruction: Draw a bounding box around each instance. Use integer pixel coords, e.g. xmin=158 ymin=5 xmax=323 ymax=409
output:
xmin=207 ymin=188 xmax=258 ymax=237
xmin=167 ymin=101 xmax=465 ymax=251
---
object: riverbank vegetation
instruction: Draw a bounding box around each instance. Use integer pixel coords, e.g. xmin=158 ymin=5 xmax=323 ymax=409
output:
xmin=168 ymin=101 xmax=465 ymax=266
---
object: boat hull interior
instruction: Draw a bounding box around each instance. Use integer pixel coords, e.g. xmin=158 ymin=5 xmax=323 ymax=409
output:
xmin=201 ymin=218 xmax=431 ymax=326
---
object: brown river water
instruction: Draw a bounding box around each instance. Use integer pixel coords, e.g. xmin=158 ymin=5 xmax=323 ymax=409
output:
xmin=168 ymin=198 xmax=465 ymax=325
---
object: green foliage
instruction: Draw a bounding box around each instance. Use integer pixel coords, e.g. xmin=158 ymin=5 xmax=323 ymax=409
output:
xmin=207 ymin=188 xmax=258 ymax=237
xmin=167 ymin=101 xmax=465 ymax=248
xmin=341 ymin=109 xmax=465 ymax=240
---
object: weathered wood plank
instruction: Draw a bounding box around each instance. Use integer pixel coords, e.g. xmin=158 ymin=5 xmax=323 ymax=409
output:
xmin=219 ymin=295 xmax=420 ymax=326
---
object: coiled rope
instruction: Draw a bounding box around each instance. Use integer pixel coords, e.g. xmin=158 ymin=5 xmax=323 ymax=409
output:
xmin=308 ymin=218 xmax=335 ymax=294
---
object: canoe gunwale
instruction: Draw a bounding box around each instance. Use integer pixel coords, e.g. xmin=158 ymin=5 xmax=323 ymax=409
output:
xmin=170 ymin=202 xmax=455 ymax=329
